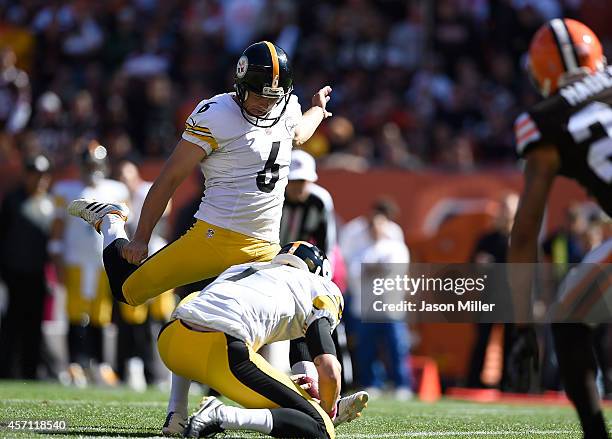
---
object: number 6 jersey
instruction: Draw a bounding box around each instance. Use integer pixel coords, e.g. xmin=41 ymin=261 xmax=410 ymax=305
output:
xmin=514 ymin=66 xmax=612 ymax=216
xmin=182 ymin=92 xmax=302 ymax=242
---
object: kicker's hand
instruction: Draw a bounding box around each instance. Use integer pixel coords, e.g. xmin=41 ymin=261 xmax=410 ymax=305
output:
xmin=120 ymin=239 xmax=149 ymax=265
xmin=312 ymin=86 xmax=332 ymax=119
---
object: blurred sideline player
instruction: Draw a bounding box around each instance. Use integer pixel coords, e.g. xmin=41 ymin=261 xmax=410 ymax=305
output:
xmin=345 ymin=209 xmax=413 ymax=399
xmin=68 ymin=41 xmax=333 ymax=434
xmin=509 ymin=18 xmax=611 ymax=439
xmin=280 ymin=149 xmax=353 ymax=388
xmin=339 ymin=198 xmax=405 ymax=261
xmin=49 ymin=141 xmax=129 ymax=387
xmin=115 ymin=160 xmax=175 ymax=389
xmin=158 ymin=241 xmax=367 ymax=438
xmin=0 ymin=154 xmax=52 ymax=379
xmin=281 ymin=150 xmax=336 ymax=258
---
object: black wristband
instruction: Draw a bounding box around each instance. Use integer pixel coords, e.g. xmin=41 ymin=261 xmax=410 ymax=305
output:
xmin=305 ymin=318 xmax=336 ymax=359
xmin=289 ymin=337 xmax=313 ymax=366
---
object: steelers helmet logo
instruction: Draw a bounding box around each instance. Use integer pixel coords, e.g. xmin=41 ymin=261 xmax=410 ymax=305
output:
xmin=236 ymin=56 xmax=248 ymax=78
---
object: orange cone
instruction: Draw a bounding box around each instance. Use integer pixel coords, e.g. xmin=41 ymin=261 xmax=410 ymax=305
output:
xmin=480 ymin=324 xmax=504 ymax=387
xmin=412 ymin=356 xmax=442 ymax=402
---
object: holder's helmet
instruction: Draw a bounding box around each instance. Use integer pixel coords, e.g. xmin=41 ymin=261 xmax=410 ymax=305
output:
xmin=272 ymin=241 xmax=331 ymax=279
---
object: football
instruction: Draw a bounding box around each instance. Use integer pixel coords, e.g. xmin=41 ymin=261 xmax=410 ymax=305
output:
xmin=294 ymin=375 xmax=320 ymax=400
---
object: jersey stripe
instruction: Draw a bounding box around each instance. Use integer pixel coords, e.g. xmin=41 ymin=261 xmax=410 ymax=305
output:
xmin=332 ymin=294 xmax=344 ymax=318
xmin=186 ymin=118 xmax=212 ymax=135
xmin=184 ymin=129 xmax=219 ymax=151
xmin=186 ymin=125 xmax=212 ymax=136
xmin=514 ymin=113 xmax=536 ymax=137
xmin=313 ymin=295 xmax=342 ymax=320
xmin=518 ymin=126 xmax=539 ymax=141
xmin=515 ymin=116 xmax=532 ymax=131
xmin=184 ymin=118 xmax=218 ymax=151
xmin=514 ymin=112 xmax=542 ymax=155
xmin=185 ymin=125 xmax=213 ymax=137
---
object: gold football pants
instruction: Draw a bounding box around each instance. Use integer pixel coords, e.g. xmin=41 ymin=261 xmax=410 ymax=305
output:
xmin=104 ymin=219 xmax=280 ymax=306
xmin=157 ymin=320 xmax=335 ymax=439
xmin=65 ymin=266 xmax=112 ymax=327
xmin=119 ymin=290 xmax=175 ymax=324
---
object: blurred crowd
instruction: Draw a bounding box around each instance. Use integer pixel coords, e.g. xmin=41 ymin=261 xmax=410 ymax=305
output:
xmin=2 ymin=0 xmax=612 ymax=170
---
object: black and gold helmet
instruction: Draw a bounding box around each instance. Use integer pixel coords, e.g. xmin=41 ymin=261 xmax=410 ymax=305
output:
xmin=234 ymin=41 xmax=293 ymax=127
xmin=273 ymin=241 xmax=331 ymax=279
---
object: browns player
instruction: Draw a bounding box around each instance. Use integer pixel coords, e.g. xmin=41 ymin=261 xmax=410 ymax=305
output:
xmin=509 ymin=18 xmax=611 ymax=439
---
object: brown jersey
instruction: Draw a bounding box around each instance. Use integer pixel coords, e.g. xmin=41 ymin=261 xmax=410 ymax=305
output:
xmin=515 ymin=66 xmax=612 ymax=216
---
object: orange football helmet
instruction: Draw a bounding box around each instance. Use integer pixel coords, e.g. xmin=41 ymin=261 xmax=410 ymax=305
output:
xmin=527 ymin=18 xmax=606 ymax=97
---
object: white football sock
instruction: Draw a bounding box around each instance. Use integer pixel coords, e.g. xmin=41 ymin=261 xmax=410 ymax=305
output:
xmin=216 ymin=405 xmax=273 ymax=434
xmin=167 ymin=373 xmax=190 ymax=417
xmin=100 ymin=215 xmax=128 ymax=250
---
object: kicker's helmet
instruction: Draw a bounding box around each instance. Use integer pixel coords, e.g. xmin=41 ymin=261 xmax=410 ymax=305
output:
xmin=234 ymin=41 xmax=293 ymax=127
xmin=527 ymin=18 xmax=606 ymax=97
xmin=272 ymin=241 xmax=331 ymax=279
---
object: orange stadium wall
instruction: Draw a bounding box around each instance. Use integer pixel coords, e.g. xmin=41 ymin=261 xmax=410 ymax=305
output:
xmin=0 ymin=162 xmax=590 ymax=380
xmin=318 ymin=169 xmax=589 ymax=379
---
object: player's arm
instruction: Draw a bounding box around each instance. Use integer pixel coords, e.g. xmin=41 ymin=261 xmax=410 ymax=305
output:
xmin=305 ymin=317 xmax=341 ymax=416
xmin=290 ymin=337 xmax=314 ymax=374
xmin=508 ymin=144 xmax=560 ymax=319
xmin=122 ymin=139 xmax=206 ymax=264
xmin=293 ymin=86 xmax=333 ymax=147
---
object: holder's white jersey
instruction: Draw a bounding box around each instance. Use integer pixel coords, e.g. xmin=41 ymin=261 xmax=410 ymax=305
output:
xmin=52 ymin=178 xmax=129 ymax=265
xmin=182 ymin=92 xmax=302 ymax=242
xmin=173 ymin=262 xmax=343 ymax=351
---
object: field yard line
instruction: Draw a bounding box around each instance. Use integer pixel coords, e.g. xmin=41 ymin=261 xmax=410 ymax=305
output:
xmin=338 ymin=430 xmax=575 ymax=438
xmin=0 ymin=399 xmax=167 ymax=407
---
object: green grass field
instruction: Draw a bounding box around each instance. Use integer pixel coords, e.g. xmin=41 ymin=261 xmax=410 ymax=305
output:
xmin=0 ymin=381 xmax=610 ymax=438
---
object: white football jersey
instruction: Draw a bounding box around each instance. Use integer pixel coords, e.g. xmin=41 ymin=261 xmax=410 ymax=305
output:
xmin=52 ymin=178 xmax=130 ymax=265
xmin=182 ymin=92 xmax=302 ymax=242
xmin=173 ymin=263 xmax=343 ymax=352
